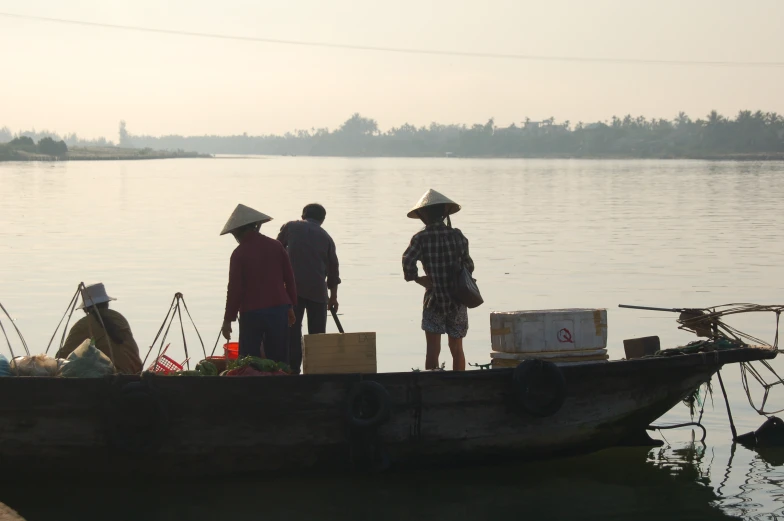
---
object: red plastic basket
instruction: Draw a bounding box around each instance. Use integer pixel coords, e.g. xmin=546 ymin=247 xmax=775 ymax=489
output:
xmin=148 ymin=355 xmax=183 ymax=375
xmin=147 ymin=343 xmax=185 ymax=375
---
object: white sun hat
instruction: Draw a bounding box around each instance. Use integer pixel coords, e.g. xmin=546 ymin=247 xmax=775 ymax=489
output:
xmin=77 ymin=283 xmax=116 ymax=310
xmin=407 ymin=189 xmax=461 ymax=219
xmin=220 ymin=204 xmax=273 ymax=236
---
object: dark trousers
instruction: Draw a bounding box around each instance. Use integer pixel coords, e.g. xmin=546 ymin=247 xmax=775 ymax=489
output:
xmin=239 ymin=305 xmax=290 ymax=364
xmin=289 ymin=296 xmax=328 ymax=374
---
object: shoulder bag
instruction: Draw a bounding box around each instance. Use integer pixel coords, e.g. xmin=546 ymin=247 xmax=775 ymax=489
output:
xmin=452 ymin=231 xmax=483 ymax=308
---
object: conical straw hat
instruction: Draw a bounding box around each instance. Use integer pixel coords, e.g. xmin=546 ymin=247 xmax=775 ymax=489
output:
xmin=220 ymin=204 xmax=273 ymax=235
xmin=407 ymin=189 xmax=461 ymax=219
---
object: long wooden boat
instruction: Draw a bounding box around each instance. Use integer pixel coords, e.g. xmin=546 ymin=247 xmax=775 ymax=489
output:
xmin=0 ymin=346 xmax=775 ymax=478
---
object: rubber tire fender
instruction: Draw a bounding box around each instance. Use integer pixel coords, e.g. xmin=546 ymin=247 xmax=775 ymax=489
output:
xmin=345 ymin=380 xmax=391 ymax=429
xmin=106 ymin=381 xmax=169 ymax=454
xmin=512 ymin=359 xmax=566 ymax=417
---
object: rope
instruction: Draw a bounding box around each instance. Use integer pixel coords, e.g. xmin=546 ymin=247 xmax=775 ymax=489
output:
xmin=176 ymin=303 xmax=190 ymax=370
xmin=179 ymin=294 xmax=207 ymax=360
xmin=674 ymin=303 xmax=784 ymax=418
xmin=740 ymin=360 xmax=784 ymax=415
xmin=0 ymin=315 xmax=18 ymax=360
xmin=0 ymin=301 xmax=31 ymax=357
xmin=142 ymin=292 xmax=208 ymax=372
xmin=647 ymin=422 xmax=708 ymax=443
xmin=58 ymin=288 xmax=80 ymax=352
xmin=141 ymin=294 xmax=177 ymax=369
xmin=147 ymin=300 xmax=179 ymax=372
xmin=677 ymin=303 xmax=784 ymax=348
xmin=652 ymin=381 xmax=711 ymax=443
xmin=209 ymin=330 xmax=223 ymax=357
xmin=44 ymin=285 xmax=80 ymax=355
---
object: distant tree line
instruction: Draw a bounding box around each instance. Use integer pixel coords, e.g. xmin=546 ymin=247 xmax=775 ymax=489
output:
xmin=0 ymin=126 xmax=114 ymax=148
xmin=1 ymin=135 xmax=68 ymax=159
xmin=118 ymin=110 xmax=784 ymax=159
xmin=6 ymin=110 xmax=784 ymax=159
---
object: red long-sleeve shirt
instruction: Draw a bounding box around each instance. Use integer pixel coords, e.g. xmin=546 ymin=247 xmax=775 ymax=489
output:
xmin=224 ymin=231 xmax=298 ymax=321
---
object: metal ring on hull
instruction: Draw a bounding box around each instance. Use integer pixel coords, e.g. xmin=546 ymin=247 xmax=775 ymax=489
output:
xmin=512 ymin=360 xmax=567 ymax=417
xmin=345 ymin=380 xmax=391 ymax=429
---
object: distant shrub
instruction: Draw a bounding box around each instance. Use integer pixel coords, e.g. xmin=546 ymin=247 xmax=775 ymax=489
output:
xmin=38 ymin=137 xmax=68 ymax=156
xmin=10 ymin=136 xmax=35 ymax=146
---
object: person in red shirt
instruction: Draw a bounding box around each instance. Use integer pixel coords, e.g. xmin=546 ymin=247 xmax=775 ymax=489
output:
xmin=220 ymin=204 xmax=297 ymax=364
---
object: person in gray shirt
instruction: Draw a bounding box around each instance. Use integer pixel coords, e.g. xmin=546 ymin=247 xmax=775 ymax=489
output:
xmin=277 ymin=203 xmax=341 ymax=374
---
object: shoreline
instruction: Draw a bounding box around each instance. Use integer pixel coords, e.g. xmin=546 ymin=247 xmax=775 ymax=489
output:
xmin=3 ymin=150 xmax=783 ymax=162
xmin=0 ymin=145 xmax=211 ymax=162
xmin=218 ymin=152 xmax=784 ymax=161
xmin=0 ymin=154 xmax=212 ymax=162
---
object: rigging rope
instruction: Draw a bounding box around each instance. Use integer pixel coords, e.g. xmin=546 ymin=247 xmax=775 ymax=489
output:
xmin=179 ymin=294 xmax=206 ymax=360
xmin=677 ymin=303 xmax=784 ymax=348
xmin=648 ymin=422 xmax=708 ymax=444
xmin=649 ymin=381 xmax=711 ymax=443
xmin=209 ymin=330 xmax=223 ymax=357
xmin=142 ymin=294 xmax=177 ymax=369
xmin=676 ymin=303 xmax=784 ymax=417
xmin=142 ymin=292 xmax=206 ymax=372
xmin=175 ymin=302 xmax=190 ymax=370
xmin=44 ymin=285 xmax=80 ymax=355
xmin=0 ymin=301 xmax=31 ymax=358
xmin=143 ymin=296 xmax=180 ymax=371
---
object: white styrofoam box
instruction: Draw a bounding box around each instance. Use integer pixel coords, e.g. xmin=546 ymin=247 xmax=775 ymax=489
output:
xmin=491 ymin=358 xmax=608 ymax=368
xmin=490 ymin=308 xmax=608 ymax=353
xmin=489 ymin=348 xmax=610 ymax=368
xmin=489 ymin=349 xmax=608 ymax=360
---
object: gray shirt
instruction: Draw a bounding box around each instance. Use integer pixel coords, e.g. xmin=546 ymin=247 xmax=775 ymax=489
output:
xmin=277 ymin=219 xmax=340 ymax=303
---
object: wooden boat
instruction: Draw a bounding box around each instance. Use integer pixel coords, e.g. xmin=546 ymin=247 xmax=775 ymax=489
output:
xmin=0 ymin=346 xmax=775 ymax=478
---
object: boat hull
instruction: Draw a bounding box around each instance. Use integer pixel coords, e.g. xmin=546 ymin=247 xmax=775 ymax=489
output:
xmin=0 ymin=347 xmax=775 ymax=478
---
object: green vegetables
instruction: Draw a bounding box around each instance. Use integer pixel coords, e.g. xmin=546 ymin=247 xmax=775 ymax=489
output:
xmin=160 ymin=357 xmax=290 ymax=376
xmin=166 ymin=361 xmax=219 ymax=377
xmin=228 ymin=356 xmax=290 ymax=374
xmin=195 ymin=360 xmax=218 ymax=376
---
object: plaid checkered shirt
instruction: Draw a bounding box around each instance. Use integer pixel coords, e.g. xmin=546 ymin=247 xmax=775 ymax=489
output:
xmin=402 ymin=222 xmax=475 ymax=315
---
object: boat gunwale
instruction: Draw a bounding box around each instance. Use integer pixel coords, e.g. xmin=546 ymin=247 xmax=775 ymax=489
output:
xmin=0 ymin=346 xmax=774 ymax=388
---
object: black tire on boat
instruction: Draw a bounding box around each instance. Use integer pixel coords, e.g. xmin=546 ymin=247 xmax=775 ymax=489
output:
xmin=106 ymin=381 xmax=169 ymax=454
xmin=345 ymin=380 xmax=391 ymax=429
xmin=512 ymin=359 xmax=566 ymax=417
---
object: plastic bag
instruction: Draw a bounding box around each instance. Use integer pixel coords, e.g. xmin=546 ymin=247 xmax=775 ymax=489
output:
xmin=10 ymin=354 xmax=63 ymax=377
xmin=59 ymin=339 xmax=115 ymax=378
xmin=0 ymin=354 xmax=12 ymax=377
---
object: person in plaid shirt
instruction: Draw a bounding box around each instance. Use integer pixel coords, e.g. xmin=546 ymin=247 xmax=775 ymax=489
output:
xmin=402 ymin=189 xmax=474 ymax=371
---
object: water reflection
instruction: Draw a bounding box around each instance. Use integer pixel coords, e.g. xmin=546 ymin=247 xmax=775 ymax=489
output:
xmin=711 ymin=444 xmax=784 ymax=520
xmin=2 ymin=158 xmax=784 ymax=519
xmin=5 ymin=443 xmax=780 ymax=521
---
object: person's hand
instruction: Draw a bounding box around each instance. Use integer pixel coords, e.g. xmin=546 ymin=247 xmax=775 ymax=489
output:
xmin=416 ymin=276 xmax=433 ymax=290
xmin=221 ymin=320 xmax=232 ymax=340
xmin=328 ymin=295 xmax=339 ymax=313
xmin=288 ymin=308 xmax=296 ymax=327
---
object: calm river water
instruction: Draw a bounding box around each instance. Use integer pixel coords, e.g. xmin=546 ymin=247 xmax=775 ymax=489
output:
xmin=0 ymin=157 xmax=783 ymax=520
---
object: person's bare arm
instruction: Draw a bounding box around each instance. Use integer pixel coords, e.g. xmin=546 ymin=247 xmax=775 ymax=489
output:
xmin=327 ymin=237 xmax=341 ymax=311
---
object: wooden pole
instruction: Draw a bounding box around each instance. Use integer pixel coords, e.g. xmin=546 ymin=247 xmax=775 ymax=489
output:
xmin=716 ymin=370 xmax=738 ymax=441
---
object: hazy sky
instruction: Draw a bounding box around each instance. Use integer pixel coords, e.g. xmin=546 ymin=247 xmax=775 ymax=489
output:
xmin=1 ymin=0 xmax=783 ymax=139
